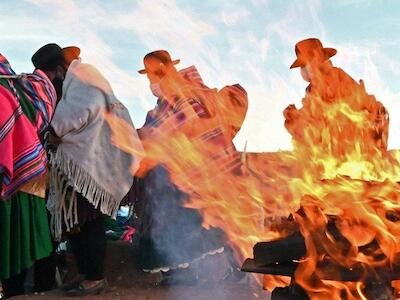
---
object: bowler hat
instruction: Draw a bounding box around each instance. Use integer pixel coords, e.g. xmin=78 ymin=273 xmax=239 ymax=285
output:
xmin=138 ymin=50 xmax=180 ymax=74
xmin=290 ymin=38 xmax=336 ymax=69
xmin=32 ymin=43 xmax=80 ymax=71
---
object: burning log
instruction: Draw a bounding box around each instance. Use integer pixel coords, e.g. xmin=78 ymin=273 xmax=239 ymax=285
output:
xmin=253 ymin=231 xmax=305 ymax=265
xmin=242 ymin=227 xmax=400 ymax=299
xmin=243 ymin=247 xmax=397 ymax=299
xmin=242 ymin=209 xmax=400 ymax=299
xmin=270 ymin=281 xmax=394 ymax=300
xmin=243 ymin=255 xmax=400 ymax=282
xmin=251 ymin=212 xmax=349 ymax=265
xmin=242 ymin=210 xmax=400 ymax=279
xmin=271 ymin=283 xmax=309 ymax=300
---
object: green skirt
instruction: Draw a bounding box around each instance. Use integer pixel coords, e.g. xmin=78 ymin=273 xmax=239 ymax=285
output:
xmin=0 ymin=192 xmax=53 ymax=280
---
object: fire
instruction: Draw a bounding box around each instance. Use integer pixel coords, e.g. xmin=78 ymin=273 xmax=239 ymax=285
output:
xmin=264 ymin=39 xmax=400 ymax=298
xmin=106 ymin=40 xmax=400 ymax=299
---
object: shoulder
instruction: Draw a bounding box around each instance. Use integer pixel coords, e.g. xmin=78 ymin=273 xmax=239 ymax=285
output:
xmin=329 ymin=67 xmax=356 ymax=83
xmin=66 ymin=60 xmax=113 ymax=95
xmin=27 ymin=70 xmax=57 ymax=105
xmin=29 ymin=69 xmax=54 ymax=90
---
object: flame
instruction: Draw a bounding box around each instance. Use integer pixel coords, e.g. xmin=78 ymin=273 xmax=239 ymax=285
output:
xmin=272 ymin=60 xmax=400 ymax=298
xmin=106 ymin=46 xmax=400 ymax=299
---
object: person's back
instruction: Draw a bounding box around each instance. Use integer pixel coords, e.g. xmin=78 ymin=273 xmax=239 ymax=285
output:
xmin=31 ymin=43 xmax=142 ymax=296
xmin=0 ymin=53 xmax=56 ymax=197
xmin=285 ymin=38 xmax=390 ymax=177
xmin=0 ymin=52 xmax=56 ymax=298
xmin=50 ymin=59 xmax=136 ymax=210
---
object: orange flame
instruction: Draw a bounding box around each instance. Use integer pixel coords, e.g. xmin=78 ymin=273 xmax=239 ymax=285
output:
xmin=106 ymin=44 xmax=400 ymax=299
xmin=273 ymin=45 xmax=400 ymax=298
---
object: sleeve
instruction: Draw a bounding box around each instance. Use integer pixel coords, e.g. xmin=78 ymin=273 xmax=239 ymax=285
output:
xmin=51 ymin=80 xmax=103 ymax=138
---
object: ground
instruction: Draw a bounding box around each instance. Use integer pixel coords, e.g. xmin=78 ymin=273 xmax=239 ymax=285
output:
xmin=14 ymin=241 xmax=271 ymax=300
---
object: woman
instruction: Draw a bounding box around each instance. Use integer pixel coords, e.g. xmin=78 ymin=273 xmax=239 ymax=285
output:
xmin=0 ymin=53 xmax=56 ymax=298
xmin=31 ymin=44 xmax=143 ymax=297
xmin=136 ymin=51 xmax=247 ymax=284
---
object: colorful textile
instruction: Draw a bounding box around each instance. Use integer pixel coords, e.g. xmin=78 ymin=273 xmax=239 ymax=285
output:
xmin=104 ymin=216 xmax=136 ymax=242
xmin=48 ymin=59 xmax=143 ymax=240
xmin=0 ymin=54 xmax=56 ymax=133
xmin=216 ymin=84 xmax=248 ymax=139
xmin=179 ymin=65 xmax=206 ymax=87
xmin=0 ymin=88 xmax=45 ymax=198
xmin=0 ymin=54 xmax=56 ymax=198
xmin=0 ymin=192 xmax=53 ymax=280
xmin=140 ymin=67 xmax=243 ymax=179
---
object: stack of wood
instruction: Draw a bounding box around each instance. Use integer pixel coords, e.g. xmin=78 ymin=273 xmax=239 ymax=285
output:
xmin=241 ymin=217 xmax=399 ymax=300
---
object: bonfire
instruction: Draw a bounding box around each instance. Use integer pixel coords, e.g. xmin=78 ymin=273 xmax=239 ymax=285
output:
xmin=106 ymin=39 xmax=400 ymax=299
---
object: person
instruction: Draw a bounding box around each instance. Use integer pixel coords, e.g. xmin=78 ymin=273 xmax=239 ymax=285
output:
xmin=135 ymin=50 xmax=248 ymax=284
xmin=216 ymin=83 xmax=249 ymax=148
xmin=284 ymin=38 xmax=389 ymax=162
xmin=31 ymin=44 xmax=142 ymax=297
xmin=0 ymin=52 xmax=57 ymax=298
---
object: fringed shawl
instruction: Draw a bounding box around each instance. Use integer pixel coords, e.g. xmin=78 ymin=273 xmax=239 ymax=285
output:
xmin=48 ymin=59 xmax=143 ymax=240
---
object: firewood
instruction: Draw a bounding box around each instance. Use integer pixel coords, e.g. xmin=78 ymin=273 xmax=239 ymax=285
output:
xmin=253 ymin=231 xmax=306 ymax=265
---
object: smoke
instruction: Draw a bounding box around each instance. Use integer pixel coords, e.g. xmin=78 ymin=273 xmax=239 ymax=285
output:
xmin=137 ymin=165 xmax=271 ymax=299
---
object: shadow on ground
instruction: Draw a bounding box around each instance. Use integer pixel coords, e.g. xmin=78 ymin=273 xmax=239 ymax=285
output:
xmin=14 ymin=241 xmax=270 ymax=300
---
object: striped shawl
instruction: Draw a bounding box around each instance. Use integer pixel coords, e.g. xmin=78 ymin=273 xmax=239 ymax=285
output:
xmin=0 ymin=54 xmax=56 ymax=198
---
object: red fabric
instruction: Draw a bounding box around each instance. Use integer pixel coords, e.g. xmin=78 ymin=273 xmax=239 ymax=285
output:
xmin=121 ymin=226 xmax=136 ymax=242
xmin=0 ymin=86 xmax=46 ymax=197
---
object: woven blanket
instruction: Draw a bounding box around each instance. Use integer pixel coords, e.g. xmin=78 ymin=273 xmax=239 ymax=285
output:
xmin=0 ymin=54 xmax=56 ymax=198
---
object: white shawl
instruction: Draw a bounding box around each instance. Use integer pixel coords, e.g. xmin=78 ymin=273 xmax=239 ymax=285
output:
xmin=48 ymin=59 xmax=143 ymax=239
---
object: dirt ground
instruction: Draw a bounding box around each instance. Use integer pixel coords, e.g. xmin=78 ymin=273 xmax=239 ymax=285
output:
xmin=13 ymin=241 xmax=271 ymax=300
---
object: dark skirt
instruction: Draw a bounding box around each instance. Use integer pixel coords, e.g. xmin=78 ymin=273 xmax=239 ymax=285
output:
xmin=137 ymin=165 xmax=226 ymax=272
xmin=0 ymin=192 xmax=53 ymax=280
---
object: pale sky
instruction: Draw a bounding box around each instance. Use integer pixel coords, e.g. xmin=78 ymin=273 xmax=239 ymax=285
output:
xmin=1 ymin=0 xmax=400 ymax=152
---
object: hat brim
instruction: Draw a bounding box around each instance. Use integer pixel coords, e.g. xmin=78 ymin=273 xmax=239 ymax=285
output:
xmin=290 ymin=58 xmax=303 ymax=69
xmin=138 ymin=59 xmax=180 ymax=74
xmin=62 ymin=46 xmax=81 ymax=64
xmin=290 ymin=47 xmax=337 ymax=69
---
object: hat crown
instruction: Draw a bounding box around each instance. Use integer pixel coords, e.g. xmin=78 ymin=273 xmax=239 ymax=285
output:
xmin=295 ymin=38 xmax=324 ymax=55
xmin=138 ymin=50 xmax=180 ymax=74
xmin=31 ymin=43 xmax=64 ymax=70
xmin=144 ymin=50 xmax=174 ymax=65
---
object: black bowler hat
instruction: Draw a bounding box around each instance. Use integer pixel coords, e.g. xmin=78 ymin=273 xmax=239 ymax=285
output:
xmin=31 ymin=43 xmax=80 ymax=71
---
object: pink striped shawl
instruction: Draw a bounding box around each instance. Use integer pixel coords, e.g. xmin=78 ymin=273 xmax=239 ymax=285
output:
xmin=0 ymin=54 xmax=56 ymax=198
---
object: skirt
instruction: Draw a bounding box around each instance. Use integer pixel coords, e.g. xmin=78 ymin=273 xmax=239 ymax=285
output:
xmin=0 ymin=192 xmax=53 ymax=280
xmin=137 ymin=165 xmax=226 ymax=272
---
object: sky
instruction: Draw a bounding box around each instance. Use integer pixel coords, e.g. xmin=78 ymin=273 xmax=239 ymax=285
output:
xmin=1 ymin=0 xmax=400 ymax=152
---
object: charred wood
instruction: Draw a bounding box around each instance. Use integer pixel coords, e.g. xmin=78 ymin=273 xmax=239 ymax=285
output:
xmin=253 ymin=231 xmax=306 ymax=265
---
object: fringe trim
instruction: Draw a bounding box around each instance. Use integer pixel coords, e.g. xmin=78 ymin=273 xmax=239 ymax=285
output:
xmin=47 ymin=149 xmax=120 ymax=240
xmin=142 ymin=246 xmax=225 ymax=274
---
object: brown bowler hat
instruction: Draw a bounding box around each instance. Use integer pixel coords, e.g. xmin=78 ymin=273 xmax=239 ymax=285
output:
xmin=138 ymin=50 xmax=180 ymax=74
xmin=290 ymin=38 xmax=337 ymax=69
